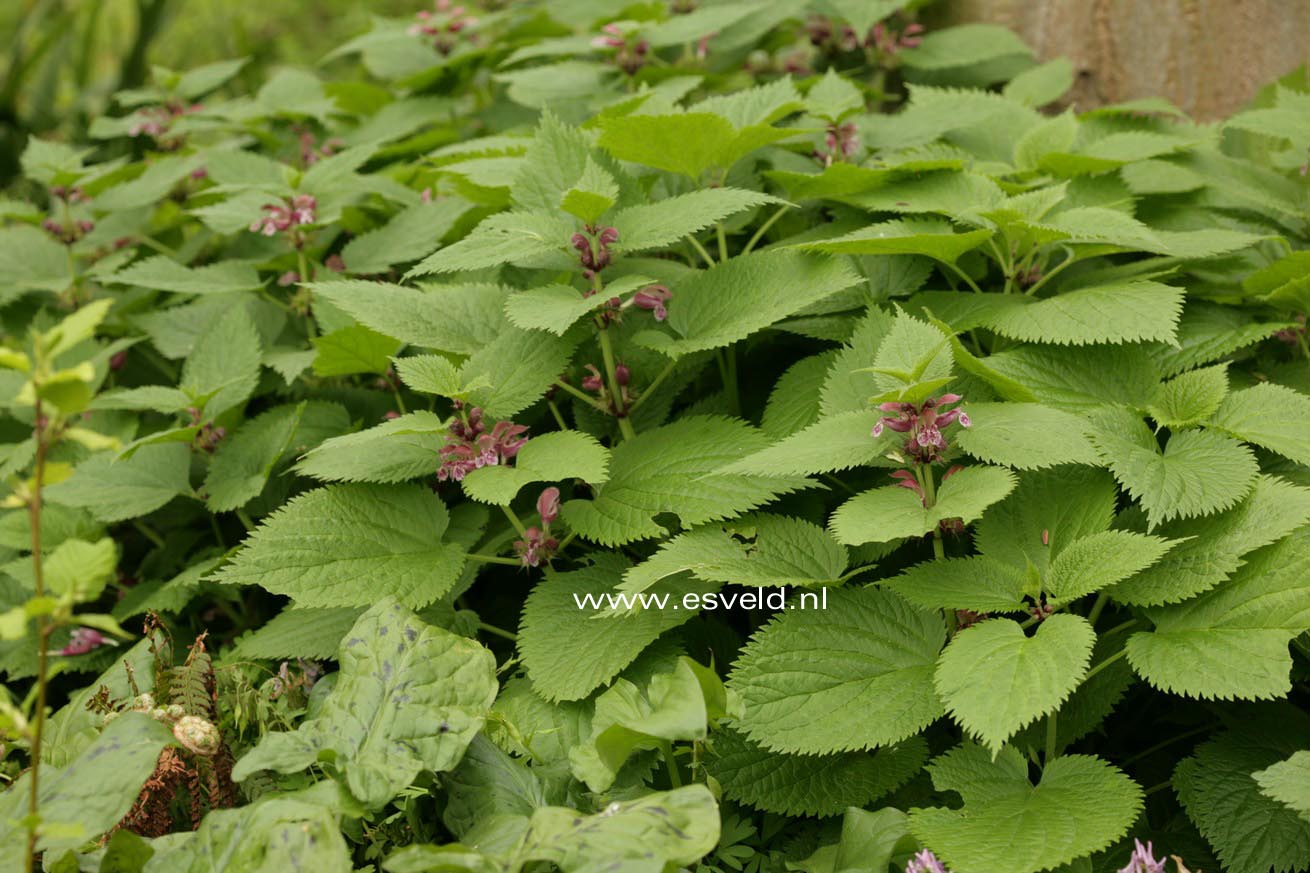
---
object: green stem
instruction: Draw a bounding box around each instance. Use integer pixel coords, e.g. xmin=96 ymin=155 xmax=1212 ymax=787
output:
xmin=742 ymin=205 xmax=790 ymax=255
xmin=1024 ymin=247 xmax=1074 ymax=297
xmin=597 ymin=327 xmax=636 ymax=441
xmin=722 ymin=348 xmax=740 ymax=417
xmin=627 ymin=360 xmax=676 ymax=414
xmin=501 ymin=504 xmax=528 ymax=538
xmin=235 ymin=509 xmax=256 ymax=532
xmin=660 ymin=740 xmax=683 ymax=788
xmin=131 ymin=520 xmax=166 ymax=549
xmin=1081 ymin=648 xmax=1128 ymax=683
xmin=1087 ymin=591 xmax=1110 ymax=628
xmin=686 ymin=236 xmax=715 ymax=268
xmin=466 ymin=552 xmax=522 ymax=567
xmin=1121 ymin=725 xmax=1214 ymax=767
xmin=1044 ymin=709 xmax=1059 ymax=763
xmin=478 ymin=621 xmax=518 ymax=642
xmin=547 ymin=399 xmax=568 ymax=430
xmin=716 ymin=223 xmax=729 ymax=262
xmin=552 ymin=379 xmax=609 ymax=413
xmin=25 ymin=400 xmax=48 ymax=873
xmin=941 ymin=260 xmax=984 ymax=295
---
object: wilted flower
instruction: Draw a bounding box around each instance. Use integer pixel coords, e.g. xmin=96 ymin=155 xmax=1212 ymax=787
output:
xmin=249 ymin=194 xmax=317 ymax=239
xmin=872 ymin=393 xmax=970 ymax=464
xmin=631 ymin=284 xmax=672 ymax=321
xmin=906 ymin=849 xmax=950 ymax=873
xmin=1117 ymin=840 xmax=1168 ymax=873
xmin=437 ymin=406 xmax=529 ymax=482
xmin=59 ymin=627 xmax=107 ymax=656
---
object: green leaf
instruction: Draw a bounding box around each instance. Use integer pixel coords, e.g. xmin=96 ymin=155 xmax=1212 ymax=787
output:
xmin=511 ymin=109 xmax=591 ymax=214
xmin=598 ymin=112 xmax=796 ymax=179
xmin=45 ymin=444 xmax=192 ymax=522
xmin=91 ymin=385 xmax=193 ymax=414
xmin=406 ymin=211 xmax=573 ymax=277
xmin=900 ymin=24 xmax=1033 ymax=72
xmin=1146 ymin=364 xmax=1230 ymax=429
xmin=204 ymin=401 xmax=349 ymax=510
xmin=459 ymin=327 xmax=576 ymax=418
xmin=503 ymin=275 xmax=652 ymax=336
xmin=181 ymin=304 xmax=263 ymax=419
xmin=231 ymin=599 xmax=497 ymax=808
xmin=954 ymin=402 xmax=1099 ymax=469
xmin=44 ymin=537 xmax=116 ymax=601
xmin=1174 ymin=713 xmax=1310 ymax=873
xmin=312 ymin=324 xmax=402 ymax=376
xmin=310 ymin=281 xmax=509 ymax=356
xmin=562 ymin=417 xmax=813 ymax=546
xmin=867 ymin=310 xmax=954 ymax=404
xmin=643 ymin=250 xmax=860 ymax=357
xmin=707 ymin=728 xmax=927 ymax=817
xmin=1126 ymin=527 xmax=1310 ymax=700
xmin=794 ymin=218 xmax=993 ymax=263
xmin=1112 ymin=474 xmax=1310 ymax=606
xmin=830 ymin=466 xmax=1017 ymax=546
xmin=0 ymin=713 xmax=176 ymax=856
xmin=295 ymin=411 xmax=445 ymax=484
xmin=1003 ymin=58 xmax=1075 ymax=106
xmin=909 ymin=744 xmax=1142 ymax=873
xmin=806 ymin=69 xmax=865 ymax=121
xmin=1090 ymin=408 xmax=1258 ymax=527
xmin=716 ymin=411 xmax=885 ymax=478
xmin=730 ymin=586 xmax=945 ymax=754
xmin=107 ymin=256 xmax=264 ymax=295
xmin=1046 ymin=530 xmax=1178 ymax=602
xmin=619 ymin=514 xmax=847 ymax=593
xmin=341 ymin=199 xmax=469 ymax=274
xmin=611 ymin=188 xmax=784 ymax=253
xmin=883 ymin=556 xmax=1029 ymax=614
xmin=559 ymin=157 xmax=618 ymax=225
xmin=214 ymin=484 xmax=467 ymax=608
xmin=460 ymin=430 xmax=609 ymax=505
xmin=1254 ymin=751 xmax=1310 ymax=822
xmin=987 ymin=343 xmax=1161 ymax=411
xmin=519 ymin=555 xmax=695 ymax=702
xmin=935 ymin=615 xmax=1095 ymax=753
xmin=1210 ymin=382 xmax=1310 ymax=467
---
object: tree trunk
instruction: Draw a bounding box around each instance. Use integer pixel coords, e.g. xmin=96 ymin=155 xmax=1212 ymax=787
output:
xmin=925 ymin=0 xmax=1310 ymax=120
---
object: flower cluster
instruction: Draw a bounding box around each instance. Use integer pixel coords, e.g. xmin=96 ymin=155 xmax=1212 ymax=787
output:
xmin=249 ymin=194 xmax=317 ymax=244
xmin=42 ymin=216 xmax=95 ymax=244
xmin=572 ymin=225 xmax=619 ymax=276
xmin=437 ymin=405 xmax=529 ymax=482
xmin=187 ymin=406 xmax=227 ymax=453
xmin=59 ymin=627 xmax=108 ymax=656
xmin=515 ymin=487 xmax=561 ymax=567
xmin=631 ymin=284 xmax=672 ymax=321
xmin=592 ymin=24 xmax=650 ymax=75
xmin=815 ymin=122 xmax=860 ymax=166
xmin=1118 ymin=840 xmax=1167 ymax=873
xmin=873 ymin=393 xmax=970 ymax=465
xmin=298 ymin=129 xmax=344 ymax=168
xmin=906 ymin=849 xmax=950 ymax=873
xmin=128 ymin=101 xmax=203 ymax=145
xmin=807 ymin=16 xmax=924 ymax=57
xmin=409 ymin=0 xmax=478 ymax=55
xmin=579 ymin=362 xmax=633 ymax=414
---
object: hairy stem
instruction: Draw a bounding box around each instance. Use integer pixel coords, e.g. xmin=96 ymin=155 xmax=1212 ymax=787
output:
xmin=25 ymin=399 xmax=48 ymax=873
xmin=597 ymin=326 xmax=636 ymax=441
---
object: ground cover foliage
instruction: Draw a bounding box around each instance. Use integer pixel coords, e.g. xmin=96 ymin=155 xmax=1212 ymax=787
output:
xmin=1 ymin=2 xmax=1310 ymax=871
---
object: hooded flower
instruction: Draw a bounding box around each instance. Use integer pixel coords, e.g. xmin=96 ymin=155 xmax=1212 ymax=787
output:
xmin=1117 ymin=840 xmax=1168 ymax=873
xmin=906 ymin=850 xmax=950 ymax=873
xmin=249 ymin=194 xmax=317 ymax=237
xmin=59 ymin=627 xmax=107 ymax=656
xmin=437 ymin=406 xmax=529 ymax=482
xmin=514 ymin=486 xmax=562 ymax=567
xmin=872 ymin=393 xmax=970 ymax=464
xmin=631 ymin=284 xmax=672 ymax=321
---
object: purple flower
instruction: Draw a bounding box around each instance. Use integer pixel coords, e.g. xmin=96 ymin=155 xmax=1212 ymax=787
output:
xmin=59 ymin=628 xmax=107 ymax=656
xmin=871 ymin=393 xmax=970 ymax=464
xmin=409 ymin=0 xmax=478 ymax=54
xmin=631 ymin=285 xmax=672 ymax=321
xmin=906 ymin=849 xmax=950 ymax=873
xmin=437 ymin=408 xmax=529 ymax=482
xmin=513 ymin=526 xmax=559 ymax=568
xmin=1118 ymin=839 xmax=1167 ymax=873
xmin=249 ymin=194 xmax=318 ymax=237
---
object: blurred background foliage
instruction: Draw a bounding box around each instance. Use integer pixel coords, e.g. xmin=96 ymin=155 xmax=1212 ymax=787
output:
xmin=0 ymin=0 xmax=413 ymax=181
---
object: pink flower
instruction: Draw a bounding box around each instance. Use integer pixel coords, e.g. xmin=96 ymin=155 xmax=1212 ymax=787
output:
xmin=1118 ymin=840 xmax=1167 ymax=873
xmin=906 ymin=850 xmax=949 ymax=873
xmin=537 ymin=487 xmax=561 ymax=525
xmin=60 ymin=628 xmax=107 ymax=656
xmin=249 ymin=194 xmax=318 ymax=240
xmin=572 ymin=226 xmax=620 ymax=273
xmin=514 ymin=526 xmax=559 ymax=567
xmin=437 ymin=408 xmax=529 ymax=482
xmin=631 ymin=285 xmax=671 ymax=321
xmin=871 ymin=393 xmax=970 ymax=464
xmin=409 ymin=0 xmax=478 ymax=54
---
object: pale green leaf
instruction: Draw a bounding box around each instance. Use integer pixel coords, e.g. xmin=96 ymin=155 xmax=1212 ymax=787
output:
xmin=830 ymin=466 xmax=1017 ymax=546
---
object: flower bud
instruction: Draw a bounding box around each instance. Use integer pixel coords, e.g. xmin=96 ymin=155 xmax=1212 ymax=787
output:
xmin=537 ymin=486 xmax=561 ymax=525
